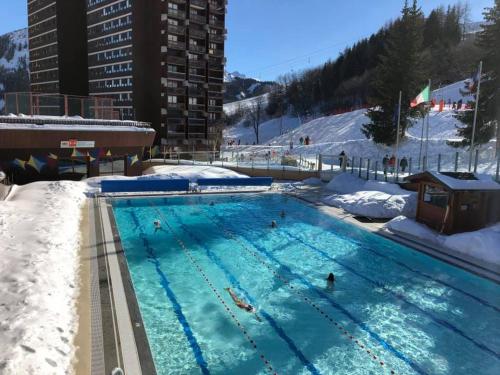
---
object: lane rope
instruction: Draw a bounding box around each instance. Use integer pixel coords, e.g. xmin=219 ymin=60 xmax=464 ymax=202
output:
xmin=193 ymin=203 xmax=399 ymax=375
xmin=148 ymin=200 xmax=279 ymax=375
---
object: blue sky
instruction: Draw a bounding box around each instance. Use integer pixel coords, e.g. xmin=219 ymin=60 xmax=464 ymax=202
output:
xmin=1 ymin=0 xmax=492 ymax=81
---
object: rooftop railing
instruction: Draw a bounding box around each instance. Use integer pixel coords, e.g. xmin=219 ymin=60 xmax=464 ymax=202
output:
xmin=1 ymin=92 xmax=121 ymax=120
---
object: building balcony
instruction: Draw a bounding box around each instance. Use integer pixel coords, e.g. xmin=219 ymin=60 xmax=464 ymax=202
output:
xmin=209 ymin=18 xmax=224 ymax=28
xmin=189 ymin=13 xmax=207 ymax=24
xmin=167 ymin=8 xmax=186 ymax=20
xmin=29 ymin=31 xmax=57 ymax=50
xmin=28 ymin=0 xmax=54 ymax=14
xmin=208 ymin=75 xmax=223 ymax=84
xmin=188 ymin=59 xmax=206 ymax=68
xmin=208 ymin=33 xmax=225 ymax=43
xmin=191 ymin=0 xmax=207 ymax=9
xmin=166 ymin=55 xmax=187 ymax=65
xmin=166 ymin=102 xmax=186 ymax=111
xmin=167 ymin=24 xmax=186 ymax=35
xmin=167 ymin=40 xmax=186 ymax=50
xmin=164 ymin=70 xmax=186 ymax=80
xmin=209 ymin=2 xmax=225 ymax=15
xmin=188 ymin=87 xmax=206 ymax=97
xmin=189 ymin=73 xmax=206 ymax=83
xmin=189 ymin=44 xmax=206 ymax=54
xmin=189 ymin=27 xmax=206 ymax=39
xmin=208 ymin=105 xmax=223 ymax=112
xmin=28 ymin=5 xmax=56 ymax=26
xmin=166 ymin=86 xmax=186 ymax=95
xmin=188 ymin=103 xmax=205 ymax=111
xmin=207 ymin=91 xmax=223 ymax=99
xmin=209 ymin=49 xmax=224 ymax=58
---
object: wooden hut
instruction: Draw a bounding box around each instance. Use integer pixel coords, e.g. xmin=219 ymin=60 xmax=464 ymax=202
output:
xmin=405 ymin=171 xmax=500 ymax=234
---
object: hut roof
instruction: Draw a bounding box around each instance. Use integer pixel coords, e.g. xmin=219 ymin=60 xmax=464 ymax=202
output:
xmin=405 ymin=171 xmax=500 ymax=191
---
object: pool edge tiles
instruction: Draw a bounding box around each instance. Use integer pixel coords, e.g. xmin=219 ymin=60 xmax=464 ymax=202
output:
xmin=94 ymin=198 xmax=157 ymax=375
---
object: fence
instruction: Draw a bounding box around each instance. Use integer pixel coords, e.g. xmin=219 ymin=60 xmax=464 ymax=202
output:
xmin=1 ymin=92 xmax=119 ymax=120
xmin=147 ymin=146 xmax=500 ymax=183
xmin=319 ymin=151 xmax=500 ymax=183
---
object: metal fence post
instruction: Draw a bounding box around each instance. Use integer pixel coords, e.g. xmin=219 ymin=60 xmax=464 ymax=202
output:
xmin=474 ymin=149 xmax=479 ymax=173
xmin=358 ymin=157 xmax=362 ymax=177
xmin=351 ymin=157 xmax=354 ymax=174
xmin=438 ymin=154 xmax=442 ymax=172
xmin=496 ymin=155 xmax=500 ymax=182
xmin=408 ymin=158 xmax=412 ymax=175
xmin=454 ymin=152 xmax=459 ymax=172
xmin=375 ymin=161 xmax=378 ymax=180
xmin=366 ymin=159 xmax=371 ymax=180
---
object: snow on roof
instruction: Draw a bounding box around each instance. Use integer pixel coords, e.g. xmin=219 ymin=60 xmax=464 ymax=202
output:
xmin=409 ymin=171 xmax=500 ymax=191
xmin=0 ymin=114 xmax=155 ymax=133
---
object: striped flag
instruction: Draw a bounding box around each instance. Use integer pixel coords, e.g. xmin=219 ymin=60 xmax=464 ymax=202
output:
xmin=410 ymin=85 xmax=430 ymax=108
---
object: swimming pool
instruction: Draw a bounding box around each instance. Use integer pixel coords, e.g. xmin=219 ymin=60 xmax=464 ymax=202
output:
xmin=111 ymin=193 xmax=500 ymax=375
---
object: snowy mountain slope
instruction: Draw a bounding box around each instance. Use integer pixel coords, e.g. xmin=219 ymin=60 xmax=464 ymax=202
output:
xmin=224 ymin=114 xmax=301 ymax=144
xmin=0 ymin=28 xmax=28 ymax=70
xmin=0 ymin=28 xmax=30 ymax=111
xmin=224 ymin=93 xmax=270 ymax=115
xmin=224 ymin=71 xmax=248 ymax=82
xmin=432 ymin=80 xmax=474 ymax=104
xmin=224 ymin=71 xmax=275 ymax=103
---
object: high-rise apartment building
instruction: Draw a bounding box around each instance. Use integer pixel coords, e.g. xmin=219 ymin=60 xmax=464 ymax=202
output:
xmin=28 ymin=0 xmax=226 ymax=150
xmin=160 ymin=0 xmax=226 ymax=150
xmin=28 ymin=0 xmax=88 ymax=96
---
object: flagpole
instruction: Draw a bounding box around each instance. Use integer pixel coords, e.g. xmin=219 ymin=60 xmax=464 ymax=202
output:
xmin=395 ymin=90 xmax=402 ymax=179
xmin=468 ymin=61 xmax=483 ymax=172
xmin=424 ymin=79 xmax=431 ymax=171
xmin=418 ymin=114 xmax=425 ymax=171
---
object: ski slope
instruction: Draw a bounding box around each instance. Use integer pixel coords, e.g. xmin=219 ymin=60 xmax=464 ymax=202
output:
xmin=223 ymin=81 xmax=498 ymax=174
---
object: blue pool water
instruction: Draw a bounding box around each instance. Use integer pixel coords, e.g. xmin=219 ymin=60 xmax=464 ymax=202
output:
xmin=112 ymin=193 xmax=500 ymax=375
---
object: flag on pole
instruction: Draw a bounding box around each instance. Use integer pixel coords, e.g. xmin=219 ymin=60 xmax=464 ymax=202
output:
xmin=468 ymin=66 xmax=481 ymax=93
xmin=410 ymin=85 xmax=430 ymax=108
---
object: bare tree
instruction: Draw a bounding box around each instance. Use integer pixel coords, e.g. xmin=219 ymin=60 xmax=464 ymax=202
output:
xmin=247 ymin=95 xmax=265 ymax=144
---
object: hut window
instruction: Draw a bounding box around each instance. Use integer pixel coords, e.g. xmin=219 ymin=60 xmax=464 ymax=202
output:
xmin=423 ymin=184 xmax=448 ymax=209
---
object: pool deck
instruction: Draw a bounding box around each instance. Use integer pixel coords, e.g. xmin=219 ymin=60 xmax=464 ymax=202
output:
xmin=288 ymin=184 xmax=500 ymax=283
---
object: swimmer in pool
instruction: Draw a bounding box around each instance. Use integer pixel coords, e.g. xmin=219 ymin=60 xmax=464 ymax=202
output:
xmin=154 ymin=220 xmax=161 ymax=232
xmin=326 ymin=273 xmax=335 ymax=288
xmin=271 ymin=220 xmax=277 ymax=228
xmin=225 ymin=288 xmax=262 ymax=321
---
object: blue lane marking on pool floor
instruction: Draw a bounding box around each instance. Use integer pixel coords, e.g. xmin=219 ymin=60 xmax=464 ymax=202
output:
xmin=276 ymin=205 xmax=500 ymax=314
xmin=236 ymin=202 xmax=500 ymax=361
xmin=167 ymin=206 xmax=322 ymax=375
xmin=128 ymin=211 xmax=211 ymax=375
xmin=205 ymin=208 xmax=428 ymax=375
xmin=283 ymin=229 xmax=500 ymax=361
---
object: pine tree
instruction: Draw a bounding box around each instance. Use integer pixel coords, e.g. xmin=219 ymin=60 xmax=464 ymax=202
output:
xmin=362 ymin=0 xmax=426 ymax=145
xmin=456 ymin=0 xmax=500 ymax=146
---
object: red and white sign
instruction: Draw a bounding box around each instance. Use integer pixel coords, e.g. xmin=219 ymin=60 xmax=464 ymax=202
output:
xmin=60 ymin=140 xmax=95 ymax=148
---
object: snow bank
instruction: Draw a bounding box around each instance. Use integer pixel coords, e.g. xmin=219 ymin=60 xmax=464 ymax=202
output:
xmin=386 ymin=216 xmax=500 ymax=266
xmin=0 ymin=181 xmax=88 ymax=374
xmin=323 ymin=173 xmax=417 ymax=219
xmin=142 ymin=165 xmax=247 ymax=181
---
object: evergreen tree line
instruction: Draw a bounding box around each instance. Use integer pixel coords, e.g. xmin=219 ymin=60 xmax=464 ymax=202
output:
xmin=266 ymin=1 xmax=498 ymax=146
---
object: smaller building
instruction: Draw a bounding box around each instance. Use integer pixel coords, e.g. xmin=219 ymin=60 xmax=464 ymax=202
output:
xmin=405 ymin=171 xmax=500 ymax=234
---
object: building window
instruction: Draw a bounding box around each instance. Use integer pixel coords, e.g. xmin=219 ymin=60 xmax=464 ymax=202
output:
xmin=167 ymin=65 xmax=178 ymax=72
xmin=167 ymin=80 xmax=178 ymax=88
xmin=423 ymin=184 xmax=449 ymax=209
xmin=189 ymin=97 xmax=198 ymax=105
xmin=168 ymin=18 xmax=178 ymax=25
xmin=168 ymin=3 xmax=178 ymax=10
xmin=168 ymin=95 xmax=177 ymax=104
xmin=209 ymin=99 xmax=216 ymax=106
xmin=168 ymin=34 xmax=178 ymax=41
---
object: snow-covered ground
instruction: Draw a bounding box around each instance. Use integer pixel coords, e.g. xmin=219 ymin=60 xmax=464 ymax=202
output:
xmin=0 ymin=28 xmax=28 ymax=70
xmin=386 ymin=216 xmax=500 ymax=267
xmin=321 ymin=173 xmax=417 ymax=219
xmin=0 ymin=181 xmax=88 ymax=374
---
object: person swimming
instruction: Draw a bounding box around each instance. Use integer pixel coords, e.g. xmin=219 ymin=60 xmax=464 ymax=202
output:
xmin=154 ymin=220 xmax=161 ymax=232
xmin=326 ymin=272 xmax=335 ymax=288
xmin=209 ymin=201 xmax=215 ymax=206
xmin=225 ymin=288 xmax=262 ymax=321
xmin=271 ymin=220 xmax=277 ymax=228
